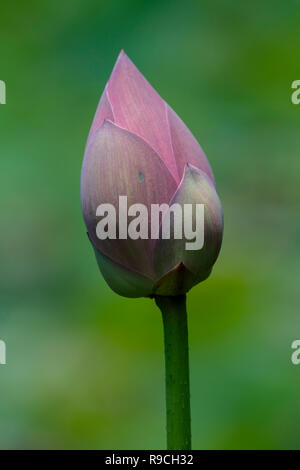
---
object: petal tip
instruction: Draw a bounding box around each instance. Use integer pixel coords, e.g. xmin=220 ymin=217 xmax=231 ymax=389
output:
xmin=115 ymin=49 xmax=126 ymax=63
xmin=183 ymin=162 xmax=215 ymax=186
xmin=111 ymin=49 xmax=134 ymax=76
xmin=102 ymin=118 xmax=115 ymax=128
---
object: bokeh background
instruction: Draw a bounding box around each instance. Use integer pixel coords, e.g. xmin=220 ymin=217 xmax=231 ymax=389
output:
xmin=1 ymin=0 xmax=300 ymax=449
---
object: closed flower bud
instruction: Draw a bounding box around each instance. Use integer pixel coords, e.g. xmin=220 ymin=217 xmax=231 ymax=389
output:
xmin=81 ymin=51 xmax=223 ymax=297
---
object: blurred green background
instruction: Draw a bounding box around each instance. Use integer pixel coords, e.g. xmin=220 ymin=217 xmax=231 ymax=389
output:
xmin=1 ymin=0 xmax=300 ymax=449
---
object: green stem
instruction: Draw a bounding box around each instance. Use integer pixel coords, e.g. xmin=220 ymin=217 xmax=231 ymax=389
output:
xmin=155 ymin=294 xmax=191 ymax=450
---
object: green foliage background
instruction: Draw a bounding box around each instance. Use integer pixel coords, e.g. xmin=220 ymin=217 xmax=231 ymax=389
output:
xmin=0 ymin=0 xmax=299 ymax=449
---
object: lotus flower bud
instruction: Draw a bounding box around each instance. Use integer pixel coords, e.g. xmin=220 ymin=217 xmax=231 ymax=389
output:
xmin=81 ymin=51 xmax=223 ymax=297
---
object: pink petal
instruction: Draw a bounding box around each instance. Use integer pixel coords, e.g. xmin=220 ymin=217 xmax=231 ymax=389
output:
xmin=167 ymin=105 xmax=215 ymax=184
xmin=153 ymin=164 xmax=223 ymax=278
xmin=81 ymin=121 xmax=177 ymax=279
xmin=107 ymin=51 xmax=179 ymax=182
xmin=88 ymin=86 xmax=114 ymax=139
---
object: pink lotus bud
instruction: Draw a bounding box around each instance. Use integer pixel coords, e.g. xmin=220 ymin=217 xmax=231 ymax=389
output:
xmin=81 ymin=51 xmax=223 ymax=297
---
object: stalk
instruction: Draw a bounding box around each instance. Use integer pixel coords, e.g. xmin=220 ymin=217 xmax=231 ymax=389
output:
xmin=155 ymin=294 xmax=191 ymax=450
